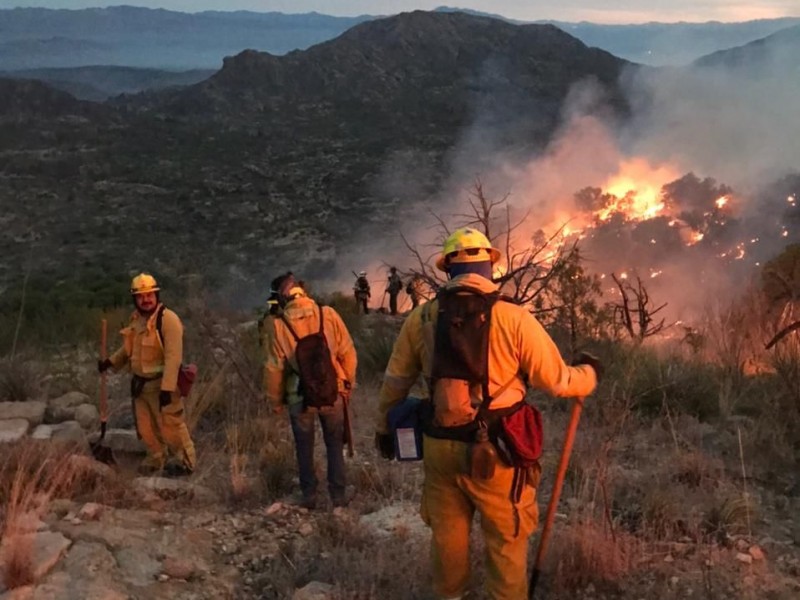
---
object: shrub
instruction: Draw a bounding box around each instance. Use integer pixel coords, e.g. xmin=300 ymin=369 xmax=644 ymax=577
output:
xmin=356 ymin=324 xmax=397 ymax=382
xmin=547 ymin=519 xmax=637 ymax=594
xmin=0 ymin=358 xmax=41 ymax=402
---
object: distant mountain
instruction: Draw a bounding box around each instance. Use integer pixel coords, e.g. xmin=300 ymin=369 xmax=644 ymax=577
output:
xmin=548 ymin=18 xmax=800 ymax=65
xmin=1 ymin=66 xmax=216 ymax=101
xmin=693 ymin=24 xmax=800 ymax=75
xmin=150 ymin=10 xmax=629 ymax=144
xmin=1 ymin=5 xmax=799 ymax=71
xmin=0 ymin=78 xmax=99 ymax=117
xmin=0 ymin=6 xmax=372 ymax=70
xmin=0 ymin=11 xmax=633 ymax=297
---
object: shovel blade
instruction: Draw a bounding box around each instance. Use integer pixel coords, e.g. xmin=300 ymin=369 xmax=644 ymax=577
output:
xmin=90 ymin=421 xmax=116 ymax=465
xmin=90 ymin=442 xmax=116 ymax=465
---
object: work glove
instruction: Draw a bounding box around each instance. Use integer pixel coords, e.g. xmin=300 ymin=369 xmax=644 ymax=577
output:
xmin=97 ymin=358 xmax=112 ymax=373
xmin=159 ymin=390 xmax=173 ymax=408
xmin=375 ymin=432 xmax=395 ymax=460
xmin=573 ymin=352 xmax=604 ymax=383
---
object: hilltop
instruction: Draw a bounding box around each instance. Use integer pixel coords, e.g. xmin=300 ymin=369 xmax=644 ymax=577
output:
xmin=0 ymin=10 xmax=631 ymax=304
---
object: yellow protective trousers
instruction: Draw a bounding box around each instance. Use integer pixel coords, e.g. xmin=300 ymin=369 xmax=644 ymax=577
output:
xmin=420 ymin=435 xmax=538 ymax=600
xmin=134 ymin=384 xmax=196 ymax=471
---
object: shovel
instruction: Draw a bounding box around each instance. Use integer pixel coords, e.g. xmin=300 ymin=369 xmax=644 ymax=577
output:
xmin=90 ymin=318 xmax=116 ymax=465
xmin=529 ymin=396 xmax=585 ymax=598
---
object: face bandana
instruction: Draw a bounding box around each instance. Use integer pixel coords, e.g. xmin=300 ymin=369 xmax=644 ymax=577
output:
xmin=447 ymin=260 xmax=494 ymax=280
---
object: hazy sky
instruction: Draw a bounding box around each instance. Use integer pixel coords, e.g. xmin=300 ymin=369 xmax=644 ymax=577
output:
xmin=1 ymin=1 xmax=798 ymax=24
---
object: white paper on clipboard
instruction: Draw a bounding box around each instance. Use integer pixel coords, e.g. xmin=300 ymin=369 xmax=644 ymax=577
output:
xmin=395 ymin=427 xmax=420 ymax=460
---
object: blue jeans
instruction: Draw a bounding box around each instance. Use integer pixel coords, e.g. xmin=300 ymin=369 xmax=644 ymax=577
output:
xmin=289 ymin=399 xmax=346 ymax=502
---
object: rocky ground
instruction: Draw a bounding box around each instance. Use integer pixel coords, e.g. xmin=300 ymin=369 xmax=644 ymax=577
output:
xmin=1 ymin=347 xmax=800 ymax=599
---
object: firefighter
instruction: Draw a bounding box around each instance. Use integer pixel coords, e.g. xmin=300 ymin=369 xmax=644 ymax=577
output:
xmin=353 ymin=270 xmax=371 ymax=314
xmin=258 ymin=272 xmax=289 ymax=349
xmin=406 ymin=274 xmax=423 ymax=309
xmin=98 ymin=273 xmax=196 ymax=476
xmin=265 ymin=273 xmax=358 ymax=509
xmin=386 ymin=266 xmax=403 ymax=315
xmin=374 ymin=228 xmax=600 ymax=599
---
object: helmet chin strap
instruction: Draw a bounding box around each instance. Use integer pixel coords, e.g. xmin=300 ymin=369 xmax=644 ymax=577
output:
xmin=447 ymin=261 xmax=494 ymax=280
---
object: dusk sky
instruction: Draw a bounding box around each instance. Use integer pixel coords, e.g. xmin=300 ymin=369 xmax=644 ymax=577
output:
xmin=1 ymin=1 xmax=798 ymax=23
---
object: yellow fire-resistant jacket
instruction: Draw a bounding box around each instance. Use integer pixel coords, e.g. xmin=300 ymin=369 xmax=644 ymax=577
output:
xmin=264 ymin=294 xmax=357 ymax=409
xmin=376 ymin=273 xmax=597 ymax=433
xmin=109 ymin=304 xmax=184 ymax=393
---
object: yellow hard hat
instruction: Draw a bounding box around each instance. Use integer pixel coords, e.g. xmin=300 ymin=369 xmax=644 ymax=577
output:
xmin=130 ymin=273 xmax=160 ymax=295
xmin=435 ymin=227 xmax=501 ymax=271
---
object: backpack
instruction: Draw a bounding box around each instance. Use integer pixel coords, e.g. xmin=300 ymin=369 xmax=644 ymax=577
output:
xmin=355 ymin=276 xmax=370 ymax=294
xmin=388 ymin=274 xmax=402 ymax=294
xmin=431 ymin=286 xmax=544 ymax=503
xmin=154 ymin=305 xmax=197 ymax=398
xmin=429 ymin=286 xmax=502 ymax=428
xmin=430 ymin=287 xmax=544 ymax=460
xmin=280 ymin=307 xmax=339 ymax=409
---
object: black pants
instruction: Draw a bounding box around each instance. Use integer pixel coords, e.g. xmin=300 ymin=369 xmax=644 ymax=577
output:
xmin=355 ymin=293 xmax=369 ymax=314
xmin=389 ymin=292 xmax=399 ymax=315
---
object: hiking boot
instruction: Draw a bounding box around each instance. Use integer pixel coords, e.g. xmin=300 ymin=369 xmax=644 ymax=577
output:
xmin=163 ymin=463 xmax=193 ymax=478
xmin=331 ymin=495 xmax=348 ymax=508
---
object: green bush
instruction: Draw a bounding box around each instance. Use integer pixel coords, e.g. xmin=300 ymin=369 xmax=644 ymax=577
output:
xmin=317 ymin=291 xmax=363 ymax=337
xmin=0 ymin=359 xmax=41 ymax=403
xmin=356 ymin=321 xmax=399 ymax=382
xmin=604 ymin=343 xmax=720 ymax=420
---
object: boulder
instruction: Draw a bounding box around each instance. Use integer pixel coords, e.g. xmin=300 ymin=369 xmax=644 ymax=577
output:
xmin=31 ymin=424 xmax=54 ymax=440
xmin=161 ymin=556 xmax=196 ymax=580
xmin=293 ymin=581 xmax=335 ymax=600
xmin=66 ymin=455 xmax=115 ymax=481
xmin=113 ymin=547 xmax=161 ymax=587
xmin=73 ymin=404 xmax=99 ymax=429
xmin=47 ymin=391 xmax=90 ymax=413
xmin=132 ymin=477 xmax=218 ymax=504
xmin=87 ymin=429 xmax=145 ymax=455
xmin=0 ymin=401 xmax=46 ymax=426
xmin=51 ymin=421 xmax=89 ymax=453
xmin=45 ymin=392 xmax=91 ymax=424
xmin=0 ymin=418 xmax=29 ymax=443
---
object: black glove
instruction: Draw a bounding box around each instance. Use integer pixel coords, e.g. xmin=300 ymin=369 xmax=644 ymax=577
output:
xmin=97 ymin=358 xmax=112 ymax=373
xmin=159 ymin=390 xmax=173 ymax=408
xmin=573 ymin=352 xmax=604 ymax=383
xmin=375 ymin=432 xmax=395 ymax=460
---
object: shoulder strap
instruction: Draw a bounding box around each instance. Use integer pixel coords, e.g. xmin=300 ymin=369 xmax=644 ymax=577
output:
xmin=155 ymin=305 xmax=166 ymax=350
xmin=279 ymin=314 xmax=300 ymax=342
xmin=279 ymin=305 xmax=326 ymax=342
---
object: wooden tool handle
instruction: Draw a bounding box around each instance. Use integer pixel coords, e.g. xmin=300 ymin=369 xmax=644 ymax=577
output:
xmin=99 ymin=318 xmax=108 ymax=424
xmin=530 ymin=396 xmax=585 ymax=598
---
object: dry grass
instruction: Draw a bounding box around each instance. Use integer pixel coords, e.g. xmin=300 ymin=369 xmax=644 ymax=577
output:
xmin=1 ymin=532 xmax=35 ymax=589
xmin=0 ymin=440 xmax=91 ymax=589
xmin=547 ymin=519 xmax=638 ymax=593
xmin=0 ymin=357 xmax=41 ymax=402
xmin=703 ymin=496 xmax=757 ymax=538
xmin=258 ymin=435 xmax=297 ymax=502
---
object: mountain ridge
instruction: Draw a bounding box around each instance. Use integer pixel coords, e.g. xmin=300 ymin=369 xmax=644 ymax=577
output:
xmin=1 ymin=5 xmax=798 ymax=70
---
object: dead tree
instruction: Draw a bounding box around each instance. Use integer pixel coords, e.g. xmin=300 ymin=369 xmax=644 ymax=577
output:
xmin=765 ymin=320 xmax=800 ymax=350
xmin=610 ymin=273 xmax=669 ymax=342
xmin=403 ymin=179 xmax=572 ymax=310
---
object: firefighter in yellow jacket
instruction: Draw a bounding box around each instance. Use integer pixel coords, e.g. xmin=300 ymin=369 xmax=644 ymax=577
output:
xmin=374 ymin=228 xmax=601 ymax=600
xmin=264 ymin=274 xmax=357 ymax=508
xmin=99 ymin=273 xmax=196 ymax=476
